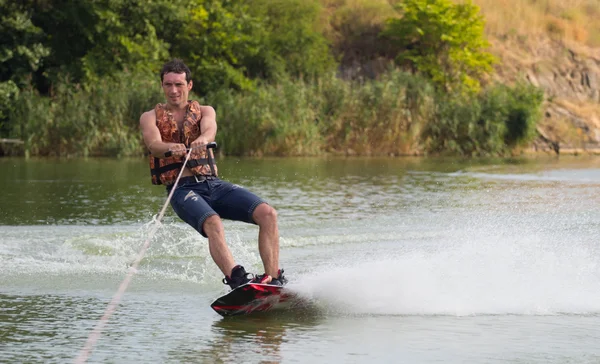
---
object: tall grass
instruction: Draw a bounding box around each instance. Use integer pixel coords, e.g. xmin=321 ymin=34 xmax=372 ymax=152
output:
xmin=10 ymin=71 xmax=163 ymax=157
xmin=9 ymin=69 xmax=543 ymax=157
xmin=322 ymin=71 xmax=434 ymax=155
xmin=424 ymin=82 xmax=544 ymax=156
xmin=210 ymin=70 xmax=543 ymax=157
xmin=208 ymin=70 xmax=434 ymax=156
xmin=207 ymin=78 xmax=326 ymax=157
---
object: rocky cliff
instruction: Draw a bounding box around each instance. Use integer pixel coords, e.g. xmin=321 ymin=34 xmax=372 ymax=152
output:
xmin=491 ymin=36 xmax=600 ymax=154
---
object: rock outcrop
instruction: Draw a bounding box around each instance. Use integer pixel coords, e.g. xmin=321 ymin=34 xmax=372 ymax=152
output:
xmin=491 ymin=36 xmax=600 ymax=154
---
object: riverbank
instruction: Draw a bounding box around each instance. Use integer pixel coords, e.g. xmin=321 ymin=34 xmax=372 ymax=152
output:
xmin=0 ymin=139 xmax=24 ymax=157
xmin=3 ymin=1 xmax=600 ymax=158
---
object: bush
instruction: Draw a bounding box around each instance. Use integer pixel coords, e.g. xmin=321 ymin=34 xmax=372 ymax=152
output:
xmin=500 ymin=84 xmax=545 ymax=147
xmin=174 ymin=0 xmax=336 ymax=96
xmin=381 ymin=0 xmax=495 ymax=94
xmin=0 ymin=81 xmax=19 ymax=134
xmin=423 ymin=83 xmax=544 ymax=156
xmin=244 ymin=0 xmax=337 ymax=81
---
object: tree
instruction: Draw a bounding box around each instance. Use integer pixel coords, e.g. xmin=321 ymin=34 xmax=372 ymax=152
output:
xmin=172 ymin=0 xmax=262 ymax=95
xmin=382 ymin=0 xmax=495 ymax=94
xmin=172 ymin=0 xmax=336 ymax=96
xmin=0 ymin=0 xmax=50 ymax=127
xmin=245 ymin=0 xmax=336 ymax=81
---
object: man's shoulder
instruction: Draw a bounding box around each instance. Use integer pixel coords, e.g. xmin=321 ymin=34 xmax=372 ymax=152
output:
xmin=198 ymin=104 xmax=215 ymax=115
xmin=140 ymin=108 xmax=157 ymax=123
xmin=188 ymin=100 xmax=215 ymax=115
xmin=141 ymin=109 xmax=157 ymax=117
xmin=187 ymin=100 xmax=210 ymax=108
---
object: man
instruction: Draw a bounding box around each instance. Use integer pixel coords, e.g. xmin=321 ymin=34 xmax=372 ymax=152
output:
xmin=140 ymin=59 xmax=286 ymax=289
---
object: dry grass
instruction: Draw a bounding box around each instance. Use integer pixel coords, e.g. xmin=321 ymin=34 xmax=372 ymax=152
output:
xmin=537 ymin=97 xmax=600 ymax=148
xmin=317 ymin=0 xmax=600 ymax=57
xmin=469 ymin=0 xmax=600 ymax=46
xmin=554 ymin=98 xmax=600 ymax=130
xmin=318 ymin=0 xmax=600 ymax=46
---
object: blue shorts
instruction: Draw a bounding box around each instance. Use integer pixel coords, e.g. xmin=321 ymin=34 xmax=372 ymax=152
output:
xmin=167 ymin=176 xmax=266 ymax=237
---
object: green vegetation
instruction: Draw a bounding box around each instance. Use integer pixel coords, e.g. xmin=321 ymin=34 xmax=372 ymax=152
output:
xmin=210 ymin=70 xmax=433 ymax=156
xmin=1 ymin=0 xmax=545 ymax=157
xmin=424 ymin=83 xmax=544 ymax=156
xmin=382 ymin=0 xmax=495 ymax=94
xmin=12 ymin=71 xmax=162 ymax=157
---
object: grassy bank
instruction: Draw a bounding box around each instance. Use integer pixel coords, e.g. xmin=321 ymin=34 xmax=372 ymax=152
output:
xmin=4 ymin=0 xmax=561 ymax=158
xmin=212 ymin=71 xmax=542 ymax=157
xmin=9 ymin=69 xmax=543 ymax=157
xmin=10 ymin=72 xmax=163 ymax=157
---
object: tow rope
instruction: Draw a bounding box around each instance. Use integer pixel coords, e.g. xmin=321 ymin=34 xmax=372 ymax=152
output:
xmin=74 ymin=148 xmax=194 ymax=363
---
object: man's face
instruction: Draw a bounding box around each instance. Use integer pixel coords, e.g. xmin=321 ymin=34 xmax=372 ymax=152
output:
xmin=162 ymin=72 xmax=192 ymax=108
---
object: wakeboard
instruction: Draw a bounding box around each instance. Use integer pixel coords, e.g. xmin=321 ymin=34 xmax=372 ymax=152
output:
xmin=211 ymin=283 xmax=296 ymax=317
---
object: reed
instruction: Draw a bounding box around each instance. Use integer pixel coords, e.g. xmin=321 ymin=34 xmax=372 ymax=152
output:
xmin=208 ymin=70 xmax=435 ymax=156
xmin=11 ymin=71 xmax=162 ymax=157
xmin=207 ymin=77 xmax=327 ymax=156
xmin=424 ymin=82 xmax=544 ymax=156
xmin=10 ymin=69 xmax=543 ymax=157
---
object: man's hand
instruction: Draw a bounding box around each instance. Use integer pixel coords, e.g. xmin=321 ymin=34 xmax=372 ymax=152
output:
xmin=168 ymin=143 xmax=187 ymax=157
xmin=190 ymin=138 xmax=209 ymax=153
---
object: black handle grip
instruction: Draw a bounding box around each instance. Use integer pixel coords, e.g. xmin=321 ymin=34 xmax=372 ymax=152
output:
xmin=164 ymin=142 xmax=217 ymax=157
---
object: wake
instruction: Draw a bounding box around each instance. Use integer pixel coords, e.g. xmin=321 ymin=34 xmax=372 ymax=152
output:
xmin=289 ymin=238 xmax=600 ymax=316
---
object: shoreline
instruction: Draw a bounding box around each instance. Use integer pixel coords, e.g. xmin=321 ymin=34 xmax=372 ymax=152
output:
xmin=2 ymin=147 xmax=600 ymax=159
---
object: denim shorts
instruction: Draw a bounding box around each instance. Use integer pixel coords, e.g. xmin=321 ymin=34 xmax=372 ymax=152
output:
xmin=167 ymin=176 xmax=266 ymax=237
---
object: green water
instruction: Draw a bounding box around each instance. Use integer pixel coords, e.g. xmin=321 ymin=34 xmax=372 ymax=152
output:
xmin=1 ymin=155 xmax=600 ymax=363
xmin=0 ymin=155 xmax=483 ymax=225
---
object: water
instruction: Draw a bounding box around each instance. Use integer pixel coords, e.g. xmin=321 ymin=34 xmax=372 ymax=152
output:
xmin=1 ymin=155 xmax=600 ymax=363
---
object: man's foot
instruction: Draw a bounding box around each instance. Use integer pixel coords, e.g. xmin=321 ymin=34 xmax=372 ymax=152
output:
xmin=222 ymin=265 xmax=252 ymax=290
xmin=253 ymin=269 xmax=287 ymax=286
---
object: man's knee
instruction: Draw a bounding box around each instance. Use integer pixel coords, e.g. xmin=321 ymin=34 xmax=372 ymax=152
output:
xmin=202 ymin=215 xmax=224 ymax=237
xmin=253 ymin=203 xmax=277 ymax=225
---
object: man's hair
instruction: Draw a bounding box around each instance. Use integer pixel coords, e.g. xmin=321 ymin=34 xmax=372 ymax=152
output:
xmin=160 ymin=59 xmax=192 ymax=83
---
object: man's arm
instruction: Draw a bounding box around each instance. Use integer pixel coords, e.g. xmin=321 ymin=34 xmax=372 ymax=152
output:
xmin=190 ymin=106 xmax=217 ymax=149
xmin=140 ymin=110 xmax=186 ymax=157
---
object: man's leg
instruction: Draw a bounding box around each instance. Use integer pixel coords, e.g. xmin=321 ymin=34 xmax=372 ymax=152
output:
xmin=252 ymin=203 xmax=280 ymax=278
xmin=203 ymin=215 xmax=236 ymax=277
xmin=169 ymin=184 xmax=237 ymax=277
xmin=210 ymin=180 xmax=282 ymax=279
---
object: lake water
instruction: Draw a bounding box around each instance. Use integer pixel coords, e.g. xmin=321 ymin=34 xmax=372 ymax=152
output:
xmin=1 ymin=155 xmax=600 ymax=363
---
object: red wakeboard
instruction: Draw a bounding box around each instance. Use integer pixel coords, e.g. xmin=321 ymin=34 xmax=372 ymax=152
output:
xmin=210 ymin=283 xmax=295 ymax=317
